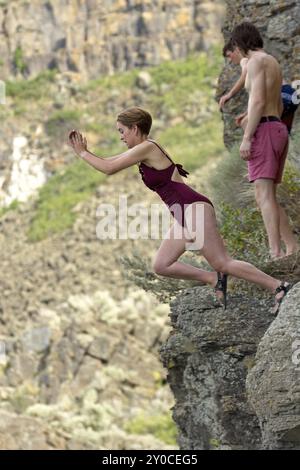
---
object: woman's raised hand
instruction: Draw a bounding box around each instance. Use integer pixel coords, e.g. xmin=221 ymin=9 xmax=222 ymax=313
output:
xmin=68 ymin=130 xmax=88 ymax=156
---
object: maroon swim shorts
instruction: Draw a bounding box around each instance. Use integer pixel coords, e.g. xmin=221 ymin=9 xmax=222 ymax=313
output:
xmin=248 ymin=121 xmax=289 ymax=184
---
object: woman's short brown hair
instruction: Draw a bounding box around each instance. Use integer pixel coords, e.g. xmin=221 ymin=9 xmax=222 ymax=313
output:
xmin=117 ymin=107 xmax=152 ymax=135
xmin=231 ymin=22 xmax=263 ymax=55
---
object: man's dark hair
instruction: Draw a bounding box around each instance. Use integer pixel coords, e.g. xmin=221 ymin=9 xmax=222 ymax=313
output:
xmin=231 ymin=22 xmax=263 ymax=55
xmin=222 ymin=39 xmax=235 ymax=57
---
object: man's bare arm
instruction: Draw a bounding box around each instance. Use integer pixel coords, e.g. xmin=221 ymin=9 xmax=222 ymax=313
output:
xmin=219 ymin=59 xmax=248 ymax=109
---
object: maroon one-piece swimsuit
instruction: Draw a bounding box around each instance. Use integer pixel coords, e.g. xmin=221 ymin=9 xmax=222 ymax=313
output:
xmin=138 ymin=140 xmax=214 ymax=227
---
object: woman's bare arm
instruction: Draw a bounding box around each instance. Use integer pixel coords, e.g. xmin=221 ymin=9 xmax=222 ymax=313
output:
xmin=69 ymin=130 xmax=151 ymax=175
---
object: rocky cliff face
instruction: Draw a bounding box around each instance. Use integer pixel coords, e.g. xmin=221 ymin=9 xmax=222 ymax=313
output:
xmin=160 ymin=276 xmax=300 ymax=450
xmin=216 ymin=0 xmax=300 ymax=148
xmin=0 ymin=0 xmax=225 ymax=80
xmin=247 ymin=282 xmax=300 ymax=449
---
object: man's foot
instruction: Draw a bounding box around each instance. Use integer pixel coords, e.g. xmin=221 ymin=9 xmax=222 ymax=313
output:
xmin=270 ymin=250 xmax=285 ymax=260
xmin=214 ymin=272 xmax=228 ymax=310
xmin=272 ymin=281 xmax=292 ymax=316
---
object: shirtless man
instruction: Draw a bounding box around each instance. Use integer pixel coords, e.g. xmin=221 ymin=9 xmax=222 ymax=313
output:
xmin=219 ymin=39 xmax=298 ymax=134
xmin=231 ymin=22 xmax=299 ymax=259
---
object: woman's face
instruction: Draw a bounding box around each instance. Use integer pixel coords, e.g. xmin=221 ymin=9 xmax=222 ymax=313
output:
xmin=116 ymin=121 xmax=137 ymax=148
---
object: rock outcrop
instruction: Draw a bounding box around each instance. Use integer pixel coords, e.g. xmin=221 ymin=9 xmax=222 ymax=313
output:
xmin=247 ymin=282 xmax=300 ymax=449
xmin=216 ymin=0 xmax=300 ymax=148
xmin=0 ymin=0 xmax=225 ymax=81
xmin=160 ymin=281 xmax=300 ymax=449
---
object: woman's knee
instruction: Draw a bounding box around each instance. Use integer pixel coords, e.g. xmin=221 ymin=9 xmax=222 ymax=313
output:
xmin=152 ymin=259 xmax=169 ymax=275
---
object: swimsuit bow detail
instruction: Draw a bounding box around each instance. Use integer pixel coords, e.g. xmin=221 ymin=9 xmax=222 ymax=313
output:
xmin=175 ymin=164 xmax=189 ymax=178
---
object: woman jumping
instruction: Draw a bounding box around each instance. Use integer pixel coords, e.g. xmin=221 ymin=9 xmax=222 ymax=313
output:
xmin=68 ymin=107 xmax=291 ymax=314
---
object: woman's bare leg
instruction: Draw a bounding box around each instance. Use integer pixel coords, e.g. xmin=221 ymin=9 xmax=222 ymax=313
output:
xmin=200 ymin=203 xmax=282 ymax=293
xmin=153 ymin=202 xmax=286 ymax=306
xmin=152 ymin=219 xmax=217 ymax=287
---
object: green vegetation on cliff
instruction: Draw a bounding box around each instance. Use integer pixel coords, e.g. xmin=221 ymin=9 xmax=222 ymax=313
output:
xmin=124 ymin=412 xmax=178 ymax=445
xmin=28 ymin=159 xmax=106 ymax=242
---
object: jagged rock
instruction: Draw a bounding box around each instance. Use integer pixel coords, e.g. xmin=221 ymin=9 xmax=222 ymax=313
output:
xmin=160 ymin=286 xmax=276 ymax=449
xmin=246 ymin=282 xmax=300 ymax=449
xmin=161 ymin=268 xmax=300 ymax=450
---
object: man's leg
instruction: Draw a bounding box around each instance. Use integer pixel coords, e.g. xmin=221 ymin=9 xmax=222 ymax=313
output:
xmin=254 ymin=178 xmax=283 ymax=258
xmin=275 ymin=185 xmax=300 ymax=255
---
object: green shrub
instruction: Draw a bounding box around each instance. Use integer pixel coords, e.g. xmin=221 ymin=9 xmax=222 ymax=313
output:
xmin=0 ymin=199 xmax=19 ymax=219
xmin=6 ymin=70 xmax=57 ymax=101
xmin=218 ymin=202 xmax=268 ymax=263
xmin=13 ymin=46 xmax=27 ymax=74
xmin=208 ymin=144 xmax=249 ymax=208
xmin=82 ymin=68 xmax=138 ymax=93
xmin=124 ymin=412 xmax=178 ymax=446
xmin=158 ymin=118 xmax=225 ymax=170
xmin=278 ymin=161 xmax=300 ymax=230
xmin=28 ymin=159 xmax=106 ymax=241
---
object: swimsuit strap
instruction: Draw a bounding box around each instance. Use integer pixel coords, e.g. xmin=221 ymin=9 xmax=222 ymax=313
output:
xmin=146 ymin=139 xmax=174 ymax=164
xmin=146 ymin=139 xmax=190 ymax=178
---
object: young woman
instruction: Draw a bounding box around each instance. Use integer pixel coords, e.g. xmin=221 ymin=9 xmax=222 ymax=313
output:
xmin=68 ymin=107 xmax=291 ymax=314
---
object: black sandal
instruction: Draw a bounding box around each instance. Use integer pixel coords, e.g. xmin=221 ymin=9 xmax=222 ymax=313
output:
xmin=272 ymin=281 xmax=291 ymax=316
xmin=214 ymin=272 xmax=228 ymax=310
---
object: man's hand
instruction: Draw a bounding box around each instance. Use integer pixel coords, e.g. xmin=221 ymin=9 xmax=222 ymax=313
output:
xmin=219 ymin=93 xmax=231 ymax=109
xmin=68 ymin=130 xmax=88 ymax=156
xmin=240 ymin=137 xmax=252 ymax=160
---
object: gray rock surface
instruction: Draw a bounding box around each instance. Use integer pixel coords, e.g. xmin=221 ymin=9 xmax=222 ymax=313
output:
xmin=160 ymin=286 xmax=271 ymax=449
xmin=160 ymin=282 xmax=299 ymax=449
xmin=247 ymin=282 xmax=300 ymax=449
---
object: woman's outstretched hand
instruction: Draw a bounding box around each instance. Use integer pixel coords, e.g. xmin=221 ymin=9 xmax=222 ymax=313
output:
xmin=68 ymin=130 xmax=88 ymax=157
